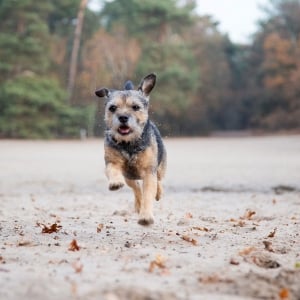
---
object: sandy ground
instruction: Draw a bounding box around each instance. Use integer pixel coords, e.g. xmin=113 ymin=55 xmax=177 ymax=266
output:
xmin=0 ymin=136 xmax=300 ymax=300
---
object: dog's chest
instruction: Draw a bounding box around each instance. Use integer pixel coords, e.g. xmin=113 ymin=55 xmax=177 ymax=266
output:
xmin=121 ymin=152 xmax=142 ymax=180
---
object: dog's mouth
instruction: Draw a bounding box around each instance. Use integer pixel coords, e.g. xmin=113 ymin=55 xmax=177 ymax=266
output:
xmin=118 ymin=125 xmax=131 ymax=135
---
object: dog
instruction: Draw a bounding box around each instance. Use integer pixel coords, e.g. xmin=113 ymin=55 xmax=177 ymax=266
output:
xmin=95 ymin=73 xmax=166 ymax=226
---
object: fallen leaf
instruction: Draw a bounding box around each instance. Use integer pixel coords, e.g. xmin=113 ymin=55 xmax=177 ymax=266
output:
xmin=250 ymin=254 xmax=280 ymax=269
xmin=238 ymin=247 xmax=256 ymax=256
xmin=193 ymin=226 xmax=209 ymax=232
xmin=149 ymin=254 xmax=167 ymax=273
xmin=38 ymin=222 xmax=62 ymax=234
xmin=181 ymin=235 xmax=198 ymax=245
xmin=69 ymin=239 xmax=80 ymax=251
xmin=242 ymin=209 xmax=256 ymax=220
xmin=263 ymin=240 xmax=274 ymax=252
xmin=279 ymin=288 xmax=289 ymax=299
xmin=268 ymin=228 xmax=277 ymax=238
xmin=17 ymin=240 xmax=32 ymax=247
xmin=97 ymin=223 xmax=104 ymax=233
xmin=233 ymin=220 xmax=246 ymax=227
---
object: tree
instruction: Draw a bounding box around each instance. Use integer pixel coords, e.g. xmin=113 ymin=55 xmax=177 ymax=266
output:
xmin=67 ymin=0 xmax=88 ymax=102
xmin=100 ymin=0 xmax=199 ymax=135
xmin=0 ymin=0 xmax=90 ymax=138
xmin=0 ymin=0 xmax=52 ymax=81
xmin=0 ymin=75 xmax=88 ymax=138
xmin=248 ymin=0 xmax=300 ymax=129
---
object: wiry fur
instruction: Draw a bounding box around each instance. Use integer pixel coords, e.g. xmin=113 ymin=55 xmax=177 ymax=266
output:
xmin=95 ymin=73 xmax=166 ymax=225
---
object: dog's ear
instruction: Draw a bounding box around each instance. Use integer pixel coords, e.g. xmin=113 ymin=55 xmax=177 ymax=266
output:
xmin=138 ymin=73 xmax=156 ymax=96
xmin=95 ymin=88 xmax=110 ymax=98
xmin=124 ymin=80 xmax=134 ymax=90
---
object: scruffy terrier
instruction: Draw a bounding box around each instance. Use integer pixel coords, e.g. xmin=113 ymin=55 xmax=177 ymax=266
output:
xmin=95 ymin=73 xmax=167 ymax=226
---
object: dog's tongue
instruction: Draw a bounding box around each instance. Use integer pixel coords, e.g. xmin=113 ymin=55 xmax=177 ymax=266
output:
xmin=118 ymin=126 xmax=130 ymax=135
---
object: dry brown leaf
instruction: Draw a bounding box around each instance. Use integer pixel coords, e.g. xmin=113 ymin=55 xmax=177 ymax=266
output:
xmin=193 ymin=226 xmax=209 ymax=232
xmin=263 ymin=240 xmax=274 ymax=252
xmin=181 ymin=235 xmax=198 ymax=245
xmin=268 ymin=227 xmax=277 ymax=238
xmin=233 ymin=220 xmax=246 ymax=227
xmin=97 ymin=223 xmax=104 ymax=233
xmin=17 ymin=240 xmax=32 ymax=247
xmin=148 ymin=254 xmax=167 ymax=273
xmin=69 ymin=239 xmax=80 ymax=251
xmin=38 ymin=222 xmax=62 ymax=234
xmin=279 ymin=288 xmax=289 ymax=299
xmin=242 ymin=209 xmax=256 ymax=220
xmin=238 ymin=247 xmax=256 ymax=256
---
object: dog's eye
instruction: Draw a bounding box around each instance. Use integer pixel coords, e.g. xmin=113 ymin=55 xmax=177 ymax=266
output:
xmin=108 ymin=105 xmax=117 ymax=112
xmin=132 ymin=105 xmax=140 ymax=111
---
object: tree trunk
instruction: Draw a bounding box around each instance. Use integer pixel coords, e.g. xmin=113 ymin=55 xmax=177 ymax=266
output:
xmin=67 ymin=0 xmax=88 ymax=103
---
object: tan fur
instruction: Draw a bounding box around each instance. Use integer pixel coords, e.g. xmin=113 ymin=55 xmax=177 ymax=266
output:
xmin=104 ymin=142 xmax=165 ymax=224
xmin=95 ymin=73 xmax=166 ymax=226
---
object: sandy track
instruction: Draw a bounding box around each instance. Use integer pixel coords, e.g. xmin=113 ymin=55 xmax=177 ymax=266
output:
xmin=0 ymin=136 xmax=300 ymax=299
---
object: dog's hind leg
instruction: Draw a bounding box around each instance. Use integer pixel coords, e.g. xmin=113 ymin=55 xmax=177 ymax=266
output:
xmin=155 ymin=181 xmax=162 ymax=201
xmin=125 ymin=178 xmax=142 ymax=213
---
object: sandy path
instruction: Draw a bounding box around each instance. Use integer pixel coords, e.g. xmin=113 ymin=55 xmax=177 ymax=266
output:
xmin=0 ymin=136 xmax=300 ymax=299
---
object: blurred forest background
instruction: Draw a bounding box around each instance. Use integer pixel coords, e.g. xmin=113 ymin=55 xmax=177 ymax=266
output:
xmin=0 ymin=0 xmax=300 ymax=138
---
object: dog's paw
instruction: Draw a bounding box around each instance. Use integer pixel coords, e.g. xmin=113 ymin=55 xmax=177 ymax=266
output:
xmin=109 ymin=181 xmax=124 ymax=191
xmin=138 ymin=213 xmax=154 ymax=226
xmin=138 ymin=217 xmax=154 ymax=226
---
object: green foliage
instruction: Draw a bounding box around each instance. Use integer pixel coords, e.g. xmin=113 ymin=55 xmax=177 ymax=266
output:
xmin=0 ymin=75 xmax=89 ymax=138
xmin=0 ymin=0 xmax=96 ymax=138
xmin=102 ymin=0 xmax=195 ymax=40
xmin=0 ymin=1 xmax=52 ymax=80
xmin=1 ymin=0 xmax=300 ymax=138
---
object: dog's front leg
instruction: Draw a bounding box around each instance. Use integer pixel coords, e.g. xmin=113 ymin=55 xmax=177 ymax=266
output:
xmin=125 ymin=178 xmax=142 ymax=213
xmin=105 ymin=163 xmax=125 ymax=191
xmin=138 ymin=173 xmax=157 ymax=225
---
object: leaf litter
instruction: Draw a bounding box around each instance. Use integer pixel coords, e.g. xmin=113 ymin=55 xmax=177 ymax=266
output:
xmin=148 ymin=254 xmax=169 ymax=275
xmin=37 ymin=222 xmax=62 ymax=234
xmin=69 ymin=239 xmax=80 ymax=251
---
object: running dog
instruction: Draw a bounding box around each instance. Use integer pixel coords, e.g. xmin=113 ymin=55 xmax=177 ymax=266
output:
xmin=95 ymin=73 xmax=166 ymax=225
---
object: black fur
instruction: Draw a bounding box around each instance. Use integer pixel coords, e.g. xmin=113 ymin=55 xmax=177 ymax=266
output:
xmin=105 ymin=120 xmax=165 ymax=165
xmin=124 ymin=80 xmax=134 ymax=90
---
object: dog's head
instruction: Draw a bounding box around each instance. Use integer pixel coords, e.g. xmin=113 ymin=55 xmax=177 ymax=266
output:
xmin=95 ymin=73 xmax=156 ymax=143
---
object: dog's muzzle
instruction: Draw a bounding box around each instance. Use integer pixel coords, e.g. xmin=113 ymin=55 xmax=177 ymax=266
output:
xmin=118 ymin=115 xmax=128 ymax=124
xmin=118 ymin=115 xmax=131 ymax=135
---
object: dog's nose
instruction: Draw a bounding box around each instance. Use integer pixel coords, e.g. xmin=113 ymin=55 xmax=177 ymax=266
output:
xmin=118 ymin=115 xmax=128 ymax=123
